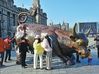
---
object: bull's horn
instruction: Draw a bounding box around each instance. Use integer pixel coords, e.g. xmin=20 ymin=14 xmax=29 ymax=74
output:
xmin=85 ymin=28 xmax=91 ymax=37
xmin=73 ymin=23 xmax=78 ymax=37
xmin=18 ymin=12 xmax=29 ymax=24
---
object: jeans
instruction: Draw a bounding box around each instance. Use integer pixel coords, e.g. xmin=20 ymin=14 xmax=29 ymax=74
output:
xmin=0 ymin=52 xmax=4 ymax=65
xmin=20 ymin=51 xmax=26 ymax=67
xmin=5 ymin=49 xmax=11 ymax=61
xmin=97 ymin=47 xmax=99 ymax=58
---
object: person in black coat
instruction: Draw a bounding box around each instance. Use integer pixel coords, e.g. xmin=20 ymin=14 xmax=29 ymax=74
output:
xmin=19 ymin=37 xmax=29 ymax=68
xmin=94 ymin=35 xmax=99 ymax=58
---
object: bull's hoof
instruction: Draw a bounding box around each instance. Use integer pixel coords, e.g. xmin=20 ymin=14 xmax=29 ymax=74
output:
xmin=66 ymin=60 xmax=75 ymax=66
xmin=71 ymin=61 xmax=75 ymax=65
xmin=76 ymin=60 xmax=81 ymax=63
xmin=66 ymin=60 xmax=71 ymax=65
xmin=16 ymin=61 xmax=21 ymax=65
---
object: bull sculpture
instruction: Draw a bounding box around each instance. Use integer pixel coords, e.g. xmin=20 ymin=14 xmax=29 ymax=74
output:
xmin=15 ymin=12 xmax=90 ymax=65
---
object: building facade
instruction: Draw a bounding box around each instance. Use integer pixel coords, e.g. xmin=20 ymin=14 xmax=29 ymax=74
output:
xmin=76 ymin=22 xmax=99 ymax=36
xmin=17 ymin=0 xmax=47 ymax=25
xmin=0 ymin=0 xmax=47 ymax=38
xmin=0 ymin=0 xmax=18 ymax=38
xmin=61 ymin=22 xmax=69 ymax=31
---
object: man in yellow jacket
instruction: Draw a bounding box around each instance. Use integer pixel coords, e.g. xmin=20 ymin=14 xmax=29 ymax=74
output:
xmin=33 ymin=35 xmax=44 ymax=69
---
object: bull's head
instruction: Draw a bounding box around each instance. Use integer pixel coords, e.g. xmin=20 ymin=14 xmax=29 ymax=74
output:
xmin=70 ymin=23 xmax=90 ymax=58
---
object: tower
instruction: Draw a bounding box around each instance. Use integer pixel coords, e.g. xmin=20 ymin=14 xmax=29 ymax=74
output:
xmin=33 ymin=0 xmax=40 ymax=8
xmin=31 ymin=0 xmax=47 ymax=25
xmin=32 ymin=0 xmax=41 ymax=24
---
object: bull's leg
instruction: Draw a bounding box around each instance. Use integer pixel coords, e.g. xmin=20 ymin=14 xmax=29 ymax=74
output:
xmin=53 ymin=49 xmax=68 ymax=64
xmin=76 ymin=53 xmax=81 ymax=63
xmin=51 ymin=36 xmax=70 ymax=65
xmin=53 ymin=47 xmax=75 ymax=65
xmin=58 ymin=54 xmax=68 ymax=63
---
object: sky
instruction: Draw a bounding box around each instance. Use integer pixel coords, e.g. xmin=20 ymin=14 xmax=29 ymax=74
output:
xmin=14 ymin=0 xmax=99 ymax=28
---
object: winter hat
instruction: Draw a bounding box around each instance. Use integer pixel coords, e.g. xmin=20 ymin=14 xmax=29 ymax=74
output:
xmin=35 ymin=35 xmax=40 ymax=39
xmin=41 ymin=33 xmax=48 ymax=38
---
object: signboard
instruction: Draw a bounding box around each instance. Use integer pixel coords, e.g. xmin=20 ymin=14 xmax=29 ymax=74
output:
xmin=79 ymin=22 xmax=97 ymax=35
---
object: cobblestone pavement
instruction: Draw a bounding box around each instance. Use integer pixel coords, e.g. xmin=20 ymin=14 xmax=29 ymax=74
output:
xmin=0 ymin=37 xmax=99 ymax=74
xmin=0 ymin=49 xmax=99 ymax=74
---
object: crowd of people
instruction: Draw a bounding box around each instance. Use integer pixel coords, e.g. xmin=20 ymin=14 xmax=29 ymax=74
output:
xmin=17 ymin=32 xmax=53 ymax=69
xmin=1 ymin=33 xmax=99 ymax=70
xmin=0 ymin=36 xmax=12 ymax=66
xmin=33 ymin=33 xmax=53 ymax=70
xmin=0 ymin=32 xmax=53 ymax=70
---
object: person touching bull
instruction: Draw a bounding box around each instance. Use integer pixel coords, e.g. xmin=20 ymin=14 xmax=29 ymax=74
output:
xmin=18 ymin=36 xmax=29 ymax=68
xmin=41 ymin=33 xmax=53 ymax=70
xmin=94 ymin=34 xmax=99 ymax=58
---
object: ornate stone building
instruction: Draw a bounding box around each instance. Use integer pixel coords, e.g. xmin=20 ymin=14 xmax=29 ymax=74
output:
xmin=17 ymin=7 xmax=34 ymax=24
xmin=17 ymin=0 xmax=47 ymax=25
xmin=0 ymin=0 xmax=47 ymax=38
xmin=49 ymin=21 xmax=69 ymax=31
xmin=61 ymin=22 xmax=69 ymax=31
xmin=0 ymin=0 xmax=18 ymax=38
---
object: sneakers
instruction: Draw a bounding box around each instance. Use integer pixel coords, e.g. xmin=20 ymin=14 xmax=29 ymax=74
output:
xmin=0 ymin=62 xmax=4 ymax=67
xmin=45 ymin=68 xmax=53 ymax=70
xmin=21 ymin=64 xmax=28 ymax=68
xmin=40 ymin=68 xmax=43 ymax=70
xmin=4 ymin=60 xmax=7 ymax=62
xmin=34 ymin=68 xmax=38 ymax=69
xmin=24 ymin=64 xmax=27 ymax=66
xmin=34 ymin=68 xmax=44 ymax=70
xmin=22 ymin=65 xmax=28 ymax=68
xmin=22 ymin=66 xmax=27 ymax=68
xmin=8 ymin=59 xmax=12 ymax=61
xmin=4 ymin=59 xmax=12 ymax=62
xmin=76 ymin=60 xmax=81 ymax=63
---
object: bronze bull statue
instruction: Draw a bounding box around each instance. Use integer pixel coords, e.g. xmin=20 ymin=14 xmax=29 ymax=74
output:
xmin=15 ymin=12 xmax=91 ymax=65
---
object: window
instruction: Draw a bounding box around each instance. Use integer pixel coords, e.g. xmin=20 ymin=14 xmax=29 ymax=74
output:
xmin=0 ymin=11 xmax=1 ymax=14
xmin=13 ymin=14 xmax=15 ymax=26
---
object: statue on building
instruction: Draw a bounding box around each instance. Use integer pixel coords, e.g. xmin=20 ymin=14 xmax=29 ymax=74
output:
xmin=31 ymin=0 xmax=40 ymax=16
xmin=30 ymin=0 xmax=47 ymax=25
